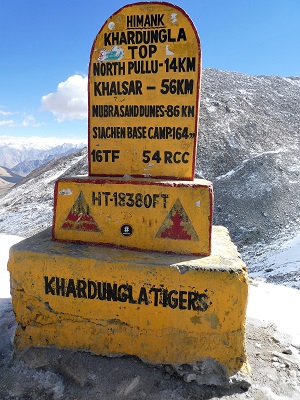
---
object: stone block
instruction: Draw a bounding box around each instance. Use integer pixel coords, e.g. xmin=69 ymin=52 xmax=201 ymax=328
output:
xmin=53 ymin=176 xmax=213 ymax=255
xmin=8 ymin=226 xmax=248 ymax=375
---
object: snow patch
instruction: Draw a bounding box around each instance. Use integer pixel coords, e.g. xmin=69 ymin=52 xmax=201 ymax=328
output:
xmin=215 ymin=148 xmax=288 ymax=181
xmin=0 ymin=234 xmax=24 ymax=299
xmin=248 ymin=280 xmax=300 ymax=348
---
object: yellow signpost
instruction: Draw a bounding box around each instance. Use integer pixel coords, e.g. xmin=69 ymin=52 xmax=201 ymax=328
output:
xmin=8 ymin=1 xmax=249 ymax=381
xmin=88 ymin=2 xmax=201 ymax=179
xmin=52 ymin=177 xmax=213 ymax=255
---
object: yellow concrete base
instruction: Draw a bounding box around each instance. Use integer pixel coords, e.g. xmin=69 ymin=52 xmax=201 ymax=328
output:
xmin=8 ymin=226 xmax=249 ymax=375
xmin=52 ymin=177 xmax=213 ymax=255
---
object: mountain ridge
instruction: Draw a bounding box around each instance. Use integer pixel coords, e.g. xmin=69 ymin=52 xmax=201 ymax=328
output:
xmin=0 ymin=166 xmax=22 ymax=184
xmin=0 ymin=140 xmax=86 ymax=172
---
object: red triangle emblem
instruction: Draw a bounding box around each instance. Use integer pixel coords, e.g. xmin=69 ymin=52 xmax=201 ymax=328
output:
xmin=155 ymin=199 xmax=199 ymax=241
xmin=61 ymin=191 xmax=100 ymax=232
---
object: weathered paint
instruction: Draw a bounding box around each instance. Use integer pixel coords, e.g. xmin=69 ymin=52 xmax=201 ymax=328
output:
xmin=88 ymin=2 xmax=201 ymax=179
xmin=8 ymin=226 xmax=248 ymax=374
xmin=52 ymin=177 xmax=213 ymax=255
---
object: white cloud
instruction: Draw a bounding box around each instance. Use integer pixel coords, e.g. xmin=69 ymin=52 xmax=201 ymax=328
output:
xmin=21 ymin=114 xmax=44 ymax=127
xmin=0 ymin=120 xmax=14 ymax=127
xmin=0 ymin=108 xmax=45 ymax=128
xmin=0 ymin=110 xmax=14 ymax=116
xmin=0 ymin=108 xmax=16 ymax=127
xmin=41 ymin=75 xmax=88 ymax=122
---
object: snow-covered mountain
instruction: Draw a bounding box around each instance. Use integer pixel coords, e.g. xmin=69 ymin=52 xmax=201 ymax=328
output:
xmin=11 ymin=159 xmax=48 ymax=177
xmin=0 ymin=166 xmax=22 ymax=184
xmin=0 ymin=147 xmax=87 ymax=236
xmin=0 ymin=69 xmax=299 ymax=289
xmin=0 ymin=136 xmax=86 ymax=173
xmin=0 ymin=166 xmax=23 ymax=197
xmin=197 ymin=69 xmax=300 ymax=248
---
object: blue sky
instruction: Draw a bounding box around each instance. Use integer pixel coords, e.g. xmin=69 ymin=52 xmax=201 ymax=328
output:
xmin=0 ymin=0 xmax=299 ymax=140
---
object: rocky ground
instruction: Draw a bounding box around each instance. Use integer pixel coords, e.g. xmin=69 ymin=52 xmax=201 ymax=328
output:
xmin=1 ymin=294 xmax=300 ymax=400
